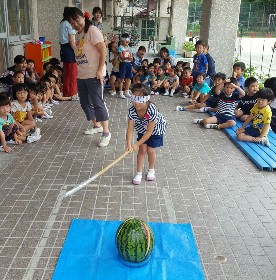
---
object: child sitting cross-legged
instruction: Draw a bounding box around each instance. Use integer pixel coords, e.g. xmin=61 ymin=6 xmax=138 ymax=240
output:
xmin=0 ymin=94 xmax=26 ymax=152
xmin=180 ymin=66 xmax=193 ymax=97
xmin=163 ymin=66 xmax=180 ymax=97
xmin=176 ymin=71 xmax=210 ymax=110
xmin=194 ymin=77 xmax=245 ymax=129
xmin=235 ymin=77 xmax=259 ymax=121
xmin=11 ymin=83 xmax=41 ymax=143
xmin=151 ymin=67 xmax=167 ymax=95
xmin=133 ymin=66 xmax=150 ymax=87
xmin=236 ymin=88 xmax=274 ymax=147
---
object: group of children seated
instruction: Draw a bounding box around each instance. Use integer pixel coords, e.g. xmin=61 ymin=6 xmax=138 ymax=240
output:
xmin=0 ymin=55 xmax=75 ymax=153
xmin=176 ymin=61 xmax=274 ymax=147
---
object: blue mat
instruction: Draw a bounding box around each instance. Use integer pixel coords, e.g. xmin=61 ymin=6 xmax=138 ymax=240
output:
xmin=52 ymin=219 xmax=205 ymax=280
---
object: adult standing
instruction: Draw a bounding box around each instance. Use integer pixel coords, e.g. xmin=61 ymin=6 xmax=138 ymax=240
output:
xmin=67 ymin=7 xmax=111 ymax=147
xmin=59 ymin=7 xmax=78 ymax=98
xmin=264 ymin=77 xmax=276 ymax=133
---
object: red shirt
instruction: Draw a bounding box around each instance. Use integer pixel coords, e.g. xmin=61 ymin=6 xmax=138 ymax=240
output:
xmin=181 ymin=76 xmax=193 ymax=86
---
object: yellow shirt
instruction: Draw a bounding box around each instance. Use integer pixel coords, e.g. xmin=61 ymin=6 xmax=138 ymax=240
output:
xmin=250 ymin=103 xmax=272 ymax=135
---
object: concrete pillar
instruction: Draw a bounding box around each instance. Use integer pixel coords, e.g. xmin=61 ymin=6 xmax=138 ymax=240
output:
xmin=171 ymin=0 xmax=189 ymax=54
xmin=200 ymin=0 xmax=241 ymax=76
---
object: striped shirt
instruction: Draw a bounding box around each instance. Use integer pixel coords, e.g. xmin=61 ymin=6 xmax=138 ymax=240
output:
xmin=128 ymin=102 xmax=167 ymax=135
xmin=216 ymin=91 xmax=240 ymax=116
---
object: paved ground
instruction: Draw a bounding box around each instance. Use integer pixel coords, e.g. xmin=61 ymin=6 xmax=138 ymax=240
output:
xmin=1 ymin=92 xmax=276 ymax=280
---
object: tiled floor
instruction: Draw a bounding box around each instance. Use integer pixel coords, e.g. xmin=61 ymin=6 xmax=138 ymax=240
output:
xmin=1 ymin=93 xmax=276 ymax=280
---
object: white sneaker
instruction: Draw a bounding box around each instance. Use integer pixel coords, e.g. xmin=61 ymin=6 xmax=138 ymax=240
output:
xmin=155 ymin=92 xmax=159 ymax=95
xmin=119 ymin=91 xmax=126 ymax=99
xmin=35 ymin=117 xmax=43 ymax=122
xmin=0 ymin=146 xmax=4 ymax=152
xmin=146 ymin=170 xmax=155 ymax=181
xmin=150 ymin=91 xmax=155 ymax=95
xmin=193 ymin=118 xmax=203 ymax=124
xmin=32 ymin=128 xmax=41 ymax=137
xmin=110 ymin=91 xmax=116 ymax=96
xmin=169 ymin=92 xmax=174 ymax=97
xmin=6 ymin=139 xmax=16 ymax=145
xmin=27 ymin=134 xmax=41 ymax=143
xmin=71 ymin=94 xmax=80 ymax=101
xmin=133 ymin=172 xmax=142 ymax=185
xmin=45 ymin=109 xmax=53 ymax=116
xmin=260 ymin=137 xmax=270 ymax=147
xmin=98 ymin=133 xmax=111 ymax=147
xmin=42 ymin=113 xmax=53 ymax=119
xmin=44 ymin=103 xmax=53 ymax=108
xmin=175 ymin=106 xmax=185 ymax=111
xmin=84 ymin=126 xmax=103 ymax=135
xmin=163 ymin=91 xmax=169 ymax=96
xmin=125 ymin=91 xmax=132 ymax=98
xmin=51 ymin=100 xmax=59 ymax=105
xmin=199 ymin=107 xmax=211 ymax=112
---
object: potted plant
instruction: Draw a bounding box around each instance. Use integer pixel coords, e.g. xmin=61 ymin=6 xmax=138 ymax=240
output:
xmin=183 ymin=41 xmax=196 ymax=58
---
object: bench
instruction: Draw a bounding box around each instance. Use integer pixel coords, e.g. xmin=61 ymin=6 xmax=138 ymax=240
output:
xmin=207 ymin=111 xmax=276 ymax=171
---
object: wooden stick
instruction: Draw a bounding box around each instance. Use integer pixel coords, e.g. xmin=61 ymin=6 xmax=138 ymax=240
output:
xmin=65 ymin=151 xmax=130 ymax=197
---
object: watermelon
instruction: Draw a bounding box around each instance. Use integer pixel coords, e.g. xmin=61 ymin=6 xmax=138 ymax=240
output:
xmin=116 ymin=217 xmax=154 ymax=263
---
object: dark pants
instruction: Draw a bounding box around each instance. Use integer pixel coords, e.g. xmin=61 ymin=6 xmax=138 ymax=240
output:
xmin=77 ymin=78 xmax=109 ymax=122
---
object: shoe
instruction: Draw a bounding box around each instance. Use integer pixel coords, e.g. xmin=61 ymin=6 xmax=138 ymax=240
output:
xmin=175 ymin=106 xmax=185 ymax=111
xmin=84 ymin=126 xmax=103 ymax=135
xmin=110 ymin=91 xmax=116 ymax=96
xmin=6 ymin=139 xmax=16 ymax=145
xmin=189 ymin=98 xmax=193 ymax=103
xmin=199 ymin=107 xmax=211 ymax=112
xmin=51 ymin=100 xmax=59 ymax=105
xmin=35 ymin=117 xmax=43 ymax=122
xmin=163 ymin=91 xmax=169 ymax=96
xmin=169 ymin=92 xmax=174 ymax=97
xmin=98 ymin=132 xmax=111 ymax=147
xmin=133 ymin=172 xmax=142 ymax=185
xmin=150 ymin=91 xmax=155 ymax=95
xmin=155 ymin=92 xmax=159 ymax=95
xmin=44 ymin=103 xmax=53 ymax=108
xmin=32 ymin=128 xmax=41 ymax=137
xmin=71 ymin=94 xmax=80 ymax=101
xmin=182 ymin=92 xmax=188 ymax=96
xmin=42 ymin=113 xmax=53 ymax=119
xmin=45 ymin=109 xmax=53 ymax=116
xmin=119 ymin=91 xmax=126 ymax=99
xmin=125 ymin=91 xmax=132 ymax=98
xmin=205 ymin=124 xmax=218 ymax=129
xmin=260 ymin=137 xmax=270 ymax=147
xmin=193 ymin=118 xmax=203 ymax=124
xmin=27 ymin=134 xmax=41 ymax=143
xmin=0 ymin=146 xmax=4 ymax=152
xmin=146 ymin=170 xmax=155 ymax=181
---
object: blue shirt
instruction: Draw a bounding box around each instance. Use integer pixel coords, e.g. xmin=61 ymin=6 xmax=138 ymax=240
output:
xmin=59 ymin=20 xmax=76 ymax=44
xmin=192 ymin=53 xmax=208 ymax=77
xmin=0 ymin=113 xmax=14 ymax=131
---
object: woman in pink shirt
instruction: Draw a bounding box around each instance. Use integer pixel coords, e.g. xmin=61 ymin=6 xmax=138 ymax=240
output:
xmin=68 ymin=8 xmax=111 ymax=147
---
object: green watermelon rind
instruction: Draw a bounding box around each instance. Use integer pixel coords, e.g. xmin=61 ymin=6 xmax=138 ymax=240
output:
xmin=116 ymin=217 xmax=154 ymax=263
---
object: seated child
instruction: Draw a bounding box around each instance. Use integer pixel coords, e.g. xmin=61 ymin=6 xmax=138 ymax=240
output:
xmin=235 ymin=77 xmax=258 ymax=121
xmin=176 ymin=61 xmax=184 ymax=77
xmin=151 ymin=67 xmax=167 ymax=95
xmin=11 ymin=83 xmax=41 ymax=143
xmin=181 ymin=67 xmax=193 ymax=97
xmin=164 ymin=59 xmax=172 ymax=76
xmin=194 ymin=77 xmax=245 ymax=129
xmin=232 ymin=61 xmax=245 ymax=90
xmin=0 ymin=94 xmax=26 ymax=152
xmin=147 ymin=63 xmax=157 ymax=94
xmin=163 ymin=66 xmax=180 ymax=97
xmin=133 ymin=66 xmax=150 ymax=87
xmin=177 ymin=72 xmax=210 ymax=109
xmin=7 ymin=71 xmax=25 ymax=98
xmin=26 ymin=59 xmax=40 ymax=84
xmin=184 ymin=72 xmax=226 ymax=113
xmin=153 ymin=58 xmax=161 ymax=76
xmin=236 ymin=88 xmax=274 ymax=146
xmin=141 ymin=59 xmax=148 ymax=68
xmin=108 ymin=41 xmax=120 ymax=96
xmin=43 ymin=62 xmax=53 ymax=74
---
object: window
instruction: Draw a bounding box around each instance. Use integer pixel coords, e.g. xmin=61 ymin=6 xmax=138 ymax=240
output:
xmin=7 ymin=0 xmax=31 ymax=41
